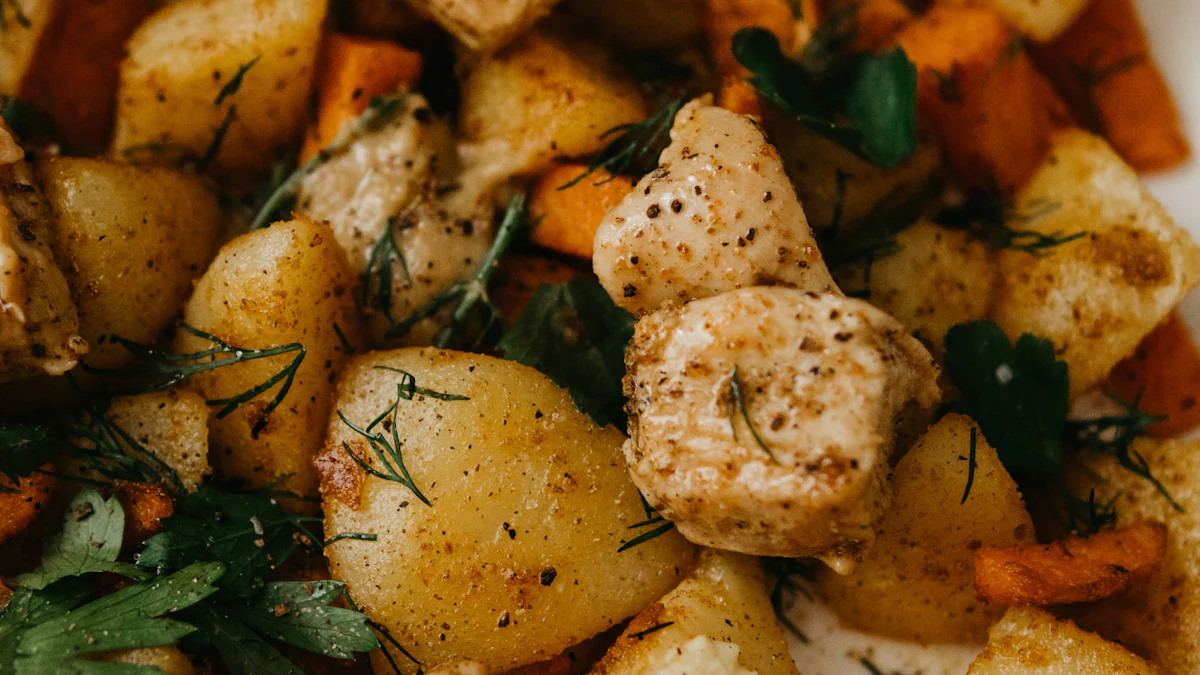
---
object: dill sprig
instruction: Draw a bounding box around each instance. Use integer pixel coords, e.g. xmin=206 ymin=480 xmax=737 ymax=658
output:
xmin=250 ymin=94 xmax=408 ymax=230
xmin=362 ymin=218 xmax=412 ymax=323
xmin=630 ymin=622 xmax=675 ymax=640
xmin=935 ymin=190 xmax=1085 ymax=255
xmin=618 ymin=491 xmax=676 ymax=552
xmin=384 ymin=193 xmax=528 ymax=349
xmin=0 ymin=0 xmax=30 ymax=31
xmin=1067 ymin=397 xmax=1181 ymax=513
xmin=559 ymin=96 xmax=686 ymax=190
xmin=196 ymin=105 xmax=237 ymax=172
xmin=323 ymin=532 xmax=377 ymax=546
xmin=761 ymin=557 xmax=812 ymax=643
xmin=1059 ymin=485 xmax=1119 ymax=537
xmin=729 ymin=366 xmax=778 ymax=463
xmin=336 ymin=368 xmax=468 ymax=505
xmin=959 ymin=427 xmax=978 ymax=505
xmin=344 ymin=590 xmax=421 ymax=671
xmin=215 ymin=55 xmax=262 ymax=106
xmin=65 ymin=400 xmax=184 ymax=492
xmin=83 ymin=323 xmax=306 ymax=439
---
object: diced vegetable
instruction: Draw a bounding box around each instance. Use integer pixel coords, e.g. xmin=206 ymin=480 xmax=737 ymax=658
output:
xmin=528 ymin=164 xmax=632 ymax=259
xmin=1108 ymin=312 xmax=1200 ymax=438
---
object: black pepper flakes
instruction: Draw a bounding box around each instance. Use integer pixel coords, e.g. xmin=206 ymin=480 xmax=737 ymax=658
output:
xmin=623 ymin=284 xmax=638 ymax=298
xmin=539 ymin=568 xmax=557 ymax=586
xmin=646 ymin=204 xmax=661 ymax=218
xmin=670 ymin=199 xmax=683 ymax=213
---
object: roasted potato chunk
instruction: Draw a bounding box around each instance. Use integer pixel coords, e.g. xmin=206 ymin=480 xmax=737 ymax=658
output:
xmin=968 ymin=607 xmax=1165 ymax=675
xmin=97 ymin=390 xmax=211 ymax=492
xmin=37 ymin=157 xmax=222 ymax=369
xmin=402 ymin=0 xmax=563 ymax=52
xmin=624 ymin=287 xmax=940 ymax=570
xmin=958 ymin=0 xmax=1091 ymax=41
xmin=0 ymin=127 xmax=86 ymax=382
xmin=0 ymin=0 xmax=54 ymax=94
xmin=815 ymin=414 xmax=1035 ymax=643
xmin=458 ymin=31 xmax=646 ymax=186
xmin=112 ymin=0 xmax=327 ymax=178
xmin=321 ymin=349 xmax=696 ymax=674
xmin=178 ymin=218 xmax=365 ymax=501
xmin=834 ymin=220 xmax=998 ymax=358
xmin=98 ymin=646 xmax=207 ymax=675
xmin=592 ymin=550 xmax=798 ymax=675
xmin=992 ymin=130 xmax=1200 ymax=397
xmin=1062 ymin=437 xmax=1200 ymax=673
xmin=594 ymin=101 xmax=836 ymax=315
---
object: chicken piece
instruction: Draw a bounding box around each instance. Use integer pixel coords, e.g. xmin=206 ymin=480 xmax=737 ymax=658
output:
xmin=402 ymin=0 xmax=565 ymax=51
xmin=593 ymin=100 xmax=837 ymax=315
xmin=624 ymin=287 xmax=940 ymax=569
xmin=0 ymin=123 xmax=87 ymax=383
xmin=968 ymin=607 xmax=1165 ymax=675
xmin=296 ymin=93 xmax=494 ymax=346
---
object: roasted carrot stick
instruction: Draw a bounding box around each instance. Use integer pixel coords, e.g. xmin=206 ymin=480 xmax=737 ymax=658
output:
xmin=1032 ymin=0 xmax=1190 ymax=173
xmin=528 ymin=164 xmax=633 ymax=259
xmin=705 ymin=0 xmax=798 ymax=76
xmin=1107 ymin=312 xmax=1200 ymax=438
xmin=896 ymin=4 xmax=1066 ymax=196
xmin=299 ymin=33 xmax=423 ymax=162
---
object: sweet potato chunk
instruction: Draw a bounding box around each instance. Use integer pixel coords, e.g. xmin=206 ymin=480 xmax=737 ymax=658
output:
xmin=1107 ymin=312 xmax=1200 ymax=438
xmin=975 ymin=521 xmax=1167 ymax=606
xmin=528 ymin=165 xmax=632 ymax=259
xmin=0 ymin=467 xmax=57 ymax=544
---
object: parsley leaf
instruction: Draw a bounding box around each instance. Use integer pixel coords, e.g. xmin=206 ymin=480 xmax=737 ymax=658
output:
xmin=942 ymin=321 xmax=1069 ymax=473
xmin=497 ymin=279 xmax=634 ymax=428
xmin=732 ymin=26 xmax=918 ymax=167
xmin=137 ymin=487 xmax=318 ymax=597
xmin=16 ymin=491 xmax=148 ymax=590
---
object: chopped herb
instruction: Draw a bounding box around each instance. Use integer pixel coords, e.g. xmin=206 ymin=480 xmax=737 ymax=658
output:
xmin=333 ymin=322 xmax=354 ymax=353
xmin=0 ymin=0 xmax=30 ymax=31
xmin=362 ymin=218 xmax=412 ymax=323
xmin=250 ymin=94 xmax=408 ymax=230
xmin=65 ymin=399 xmax=185 ymax=490
xmin=1067 ymin=397 xmax=1181 ymax=513
xmin=943 ymin=321 xmax=1070 ymax=474
xmin=197 ymin=104 xmax=238 ymax=172
xmin=559 ymin=97 xmax=686 ymax=190
xmin=631 ymin=622 xmax=675 ymax=640
xmin=496 ymin=279 xmax=634 ymax=428
xmin=935 ymin=189 xmax=1084 ymax=255
xmin=617 ymin=519 xmax=676 ymax=552
xmin=729 ymin=367 xmax=777 ymax=462
xmin=84 ymin=323 xmax=306 ymax=439
xmin=324 ymin=532 xmax=378 ymax=546
xmin=960 ymin=427 xmax=978 ymax=505
xmin=372 ymin=365 xmax=470 ymax=401
xmin=761 ymin=557 xmax=812 ymax=643
xmin=386 ymin=194 xmax=528 ymax=349
xmin=733 ymin=23 xmax=918 ymax=167
xmin=215 ymin=55 xmax=262 ymax=106
xmin=1059 ymin=485 xmax=1119 ymax=537
xmin=137 ymin=487 xmax=321 ymax=598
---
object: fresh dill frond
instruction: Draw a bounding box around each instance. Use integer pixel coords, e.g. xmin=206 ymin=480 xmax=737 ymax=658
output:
xmin=761 ymin=557 xmax=812 ymax=643
xmin=559 ymin=96 xmax=686 ymax=190
xmin=617 ymin=518 xmax=676 ymax=553
xmin=215 ymin=55 xmax=261 ymax=106
xmin=250 ymin=94 xmax=408 ymax=230
xmin=960 ymin=427 xmax=978 ymax=505
xmin=196 ymin=105 xmax=238 ymax=172
xmin=323 ymin=532 xmax=378 ymax=546
xmin=1059 ymin=485 xmax=1119 ymax=537
xmin=65 ymin=400 xmax=185 ymax=491
xmin=362 ymin=218 xmax=412 ymax=323
xmin=344 ymin=590 xmax=421 ymax=671
xmin=83 ymin=323 xmax=306 ymax=439
xmin=729 ymin=366 xmax=777 ymax=463
xmin=631 ymin=622 xmax=675 ymax=640
xmin=1067 ymin=397 xmax=1181 ymax=512
xmin=935 ymin=190 xmax=1085 ymax=255
xmin=371 ymin=365 xmax=469 ymax=401
xmin=385 ymin=193 xmax=528 ymax=349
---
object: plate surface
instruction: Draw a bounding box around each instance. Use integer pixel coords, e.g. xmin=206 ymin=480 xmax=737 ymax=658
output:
xmin=788 ymin=1 xmax=1200 ymax=671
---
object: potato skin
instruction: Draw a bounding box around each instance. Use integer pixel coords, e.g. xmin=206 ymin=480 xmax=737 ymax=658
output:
xmin=968 ymin=607 xmax=1164 ymax=675
xmin=321 ymin=348 xmax=696 ymax=674
xmin=458 ymin=30 xmax=646 ymax=184
xmin=834 ymin=220 xmax=998 ymax=358
xmin=815 ymin=414 xmax=1035 ymax=644
xmin=36 ymin=156 xmax=222 ymax=369
xmin=593 ymin=550 xmax=798 ymax=675
xmin=1062 ymin=437 xmax=1200 ymax=674
xmin=112 ymin=0 xmax=327 ymax=178
xmin=992 ymin=130 xmax=1200 ymax=398
xmin=177 ymin=218 xmax=365 ymax=501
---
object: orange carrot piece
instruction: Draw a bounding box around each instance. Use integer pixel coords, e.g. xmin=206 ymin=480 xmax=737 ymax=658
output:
xmin=975 ymin=521 xmax=1167 ymax=606
xmin=0 ymin=467 xmax=57 ymax=544
xmin=1032 ymin=0 xmax=1190 ymax=173
xmin=491 ymin=254 xmax=587 ymax=325
xmin=823 ymin=0 xmax=914 ymax=52
xmin=18 ymin=0 xmax=159 ymax=150
xmin=299 ymin=33 xmax=423 ymax=162
xmin=114 ymin=481 xmax=174 ymax=549
xmin=705 ymin=0 xmax=798 ymax=76
xmin=1107 ymin=312 xmax=1200 ymax=438
xmin=528 ymin=164 xmax=633 ymax=259
xmin=717 ymin=76 xmax=763 ymax=117
xmin=896 ymin=5 xmax=1064 ymax=195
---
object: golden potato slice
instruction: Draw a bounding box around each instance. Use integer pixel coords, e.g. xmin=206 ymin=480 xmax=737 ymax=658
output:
xmin=321 ymin=348 xmax=696 ymax=673
xmin=992 ymin=129 xmax=1200 ymax=398
xmin=968 ymin=607 xmax=1164 ymax=675
xmin=592 ymin=549 xmax=798 ymax=675
xmin=815 ymin=414 xmax=1035 ymax=644
xmin=1062 ymin=437 xmax=1200 ymax=673
xmin=103 ymin=390 xmax=211 ymax=492
xmin=36 ymin=156 xmax=222 ymax=370
xmin=178 ymin=218 xmax=365 ymax=501
xmin=404 ymin=0 xmax=563 ymax=51
xmin=112 ymin=0 xmax=327 ymax=178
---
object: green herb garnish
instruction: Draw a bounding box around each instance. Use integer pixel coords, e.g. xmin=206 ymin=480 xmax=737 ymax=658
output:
xmin=497 ymin=279 xmax=634 ymax=428
xmin=729 ymin=366 xmax=777 ymax=462
xmin=215 ymin=55 xmax=262 ymax=106
xmin=0 ymin=424 xmax=57 ymax=492
xmin=761 ymin=557 xmax=812 ymax=643
xmin=960 ymin=427 xmax=978 ymax=505
xmin=559 ymin=96 xmax=686 ymax=190
xmin=1067 ymin=397 xmax=1181 ymax=513
xmin=362 ymin=217 xmax=413 ymax=323
xmin=935 ymin=190 xmax=1084 ymax=254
